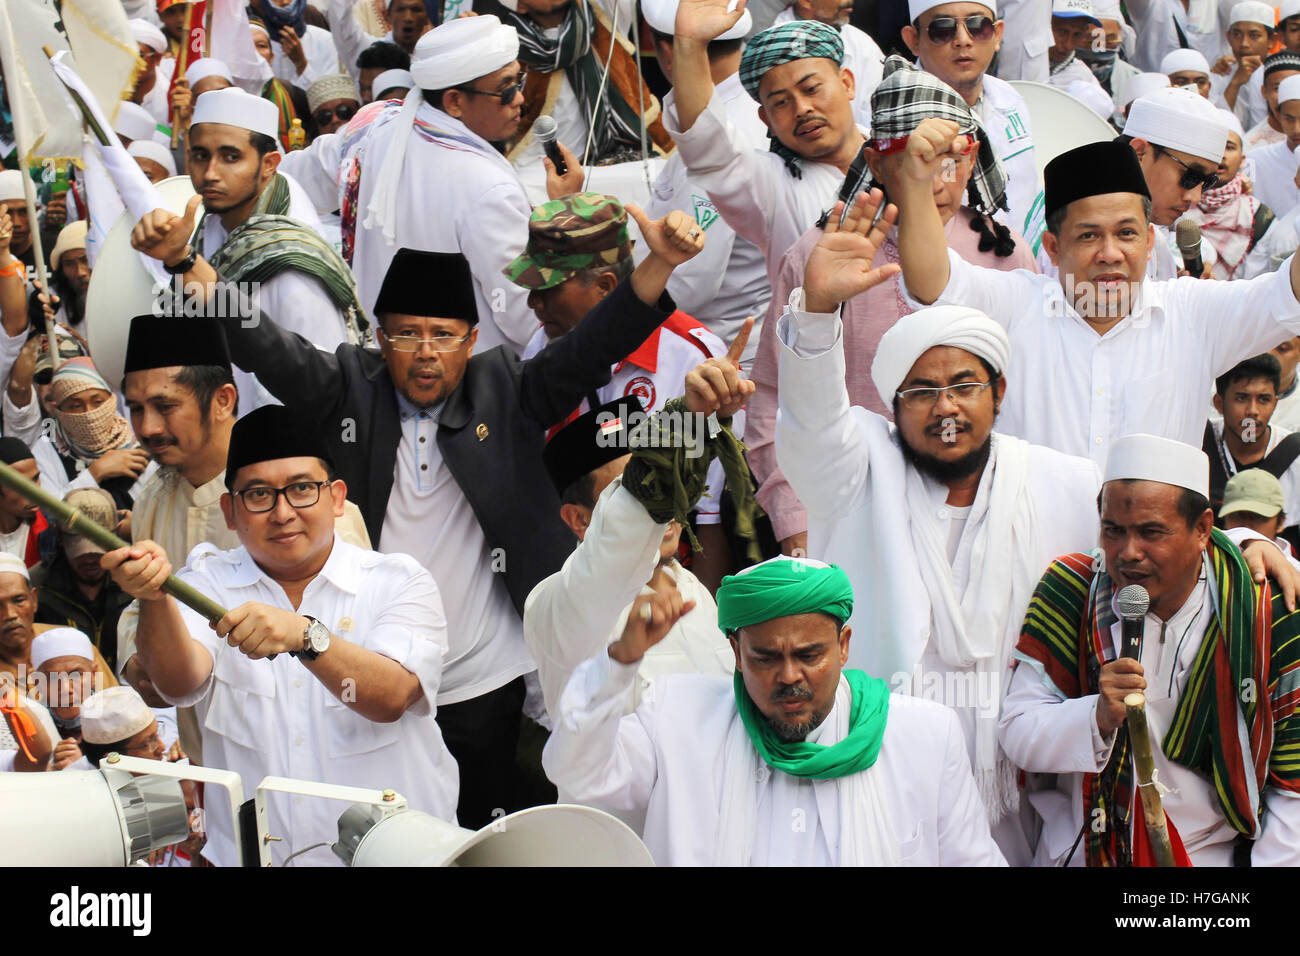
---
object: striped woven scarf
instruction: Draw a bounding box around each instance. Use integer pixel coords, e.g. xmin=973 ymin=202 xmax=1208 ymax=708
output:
xmin=262 ymin=78 xmax=300 ymax=152
xmin=1014 ymin=529 xmax=1300 ymax=866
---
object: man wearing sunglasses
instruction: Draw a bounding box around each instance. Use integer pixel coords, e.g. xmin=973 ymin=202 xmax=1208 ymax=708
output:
xmin=102 ymin=405 xmax=460 ymax=866
xmin=902 ymin=0 xmax=1049 ymax=259
xmin=1121 ymin=85 xmax=1229 ymax=279
xmin=305 ymin=73 xmax=361 ymax=136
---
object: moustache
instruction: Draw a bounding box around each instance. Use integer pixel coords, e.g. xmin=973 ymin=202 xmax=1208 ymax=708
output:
xmin=795 ymin=114 xmax=829 ymax=133
xmin=924 ymin=419 xmax=971 ymax=436
xmin=772 ymin=684 xmax=813 ymax=703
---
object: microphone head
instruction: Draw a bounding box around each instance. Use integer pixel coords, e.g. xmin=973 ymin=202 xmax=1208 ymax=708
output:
xmin=534 ymin=115 xmax=558 ymax=143
xmin=1175 ymin=219 xmax=1201 ymax=254
xmin=1116 ymin=584 xmax=1150 ymax=619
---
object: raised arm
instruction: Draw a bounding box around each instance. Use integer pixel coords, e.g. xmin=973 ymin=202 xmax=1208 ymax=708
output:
xmin=896 ymin=118 xmax=969 ymax=306
xmin=670 ymin=0 xmax=749 ymax=133
xmin=0 ymin=209 xmax=26 ymax=338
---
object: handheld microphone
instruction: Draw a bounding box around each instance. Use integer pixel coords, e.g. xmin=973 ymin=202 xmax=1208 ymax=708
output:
xmin=1116 ymin=584 xmax=1149 ymax=662
xmin=1175 ymin=220 xmax=1204 ymax=278
xmin=534 ymin=115 xmax=568 ymax=177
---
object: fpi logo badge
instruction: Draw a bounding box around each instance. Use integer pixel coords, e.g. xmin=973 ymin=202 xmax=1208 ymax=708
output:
xmin=691 ymin=194 xmax=720 ymax=232
xmin=49 ymin=886 xmax=152 ymax=936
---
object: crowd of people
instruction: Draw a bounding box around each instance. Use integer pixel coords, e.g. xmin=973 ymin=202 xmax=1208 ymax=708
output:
xmin=2 ymin=0 xmax=1300 ymax=868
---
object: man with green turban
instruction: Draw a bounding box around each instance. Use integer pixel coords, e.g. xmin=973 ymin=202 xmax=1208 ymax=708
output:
xmin=543 ymin=553 xmax=1005 ymax=865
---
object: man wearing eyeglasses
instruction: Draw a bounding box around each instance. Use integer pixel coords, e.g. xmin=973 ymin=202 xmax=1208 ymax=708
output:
xmin=1120 ymin=85 xmax=1228 ymax=279
xmin=102 ymin=405 xmax=459 ymax=866
xmin=773 ymin=189 xmax=1100 ymax=864
xmin=305 ymin=73 xmax=362 ymax=136
xmin=902 ymin=0 xmax=1049 ymax=259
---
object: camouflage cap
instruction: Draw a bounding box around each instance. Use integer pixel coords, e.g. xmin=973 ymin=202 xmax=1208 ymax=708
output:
xmin=504 ymin=192 xmax=632 ymax=291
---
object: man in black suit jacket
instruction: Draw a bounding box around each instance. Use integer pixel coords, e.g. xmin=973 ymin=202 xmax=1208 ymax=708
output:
xmin=130 ymin=193 xmax=708 ymax=827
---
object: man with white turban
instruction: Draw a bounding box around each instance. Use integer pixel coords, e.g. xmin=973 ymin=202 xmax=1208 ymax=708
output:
xmin=772 ymin=190 xmax=1100 ymax=863
xmin=340 ymin=15 xmax=581 ymax=354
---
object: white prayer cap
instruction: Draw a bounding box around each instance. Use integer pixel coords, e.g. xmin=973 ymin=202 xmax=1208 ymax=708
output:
xmin=129 ymin=18 xmax=167 ymax=53
xmin=908 ymin=0 xmax=996 ymax=20
xmin=870 ymin=304 xmax=1011 ymax=408
xmin=1125 ymin=86 xmax=1229 ymax=162
xmin=112 ymin=101 xmax=159 ymax=143
xmin=1104 ymin=434 xmax=1210 ymax=499
xmin=1160 ymin=47 xmax=1211 ymax=77
xmin=1284 ymin=0 xmax=1300 ymax=21
xmin=1279 ymin=74 xmax=1300 ymax=105
xmin=81 ymin=686 xmax=154 ymax=745
xmin=1052 ymin=0 xmax=1101 ymax=27
xmin=409 ymin=15 xmax=519 ymax=91
xmin=0 ymin=169 xmax=24 ymax=203
xmin=372 ymin=69 xmax=414 ymax=99
xmin=642 ymin=0 xmax=752 ymax=39
xmin=1217 ymin=107 xmax=1247 ymax=148
xmin=192 ymin=87 xmax=279 ymax=140
xmin=1119 ymin=71 xmax=1169 ymax=108
xmin=186 ymin=57 xmax=234 ymax=86
xmin=1228 ymin=1 xmax=1275 ymax=27
xmin=127 ymin=139 xmax=177 ymax=177
xmin=50 ymin=221 xmax=87 ymax=272
xmin=0 ymin=552 xmax=29 ymax=581
xmin=30 ymin=627 xmax=95 ymax=672
xmin=307 ymin=73 xmax=361 ymax=114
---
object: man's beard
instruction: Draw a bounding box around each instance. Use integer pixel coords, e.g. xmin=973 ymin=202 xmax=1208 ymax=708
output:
xmin=898 ymin=427 xmax=992 ymax=484
xmin=765 ymin=685 xmax=831 ymax=742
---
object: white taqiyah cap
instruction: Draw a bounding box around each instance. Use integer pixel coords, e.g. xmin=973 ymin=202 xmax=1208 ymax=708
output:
xmin=127 ymin=139 xmax=178 ymax=176
xmin=641 ymin=0 xmax=752 ymax=39
xmin=1228 ymin=1 xmax=1276 ymax=27
xmin=1283 ymin=0 xmax=1300 ymax=21
xmin=30 ymin=627 xmax=95 ymax=671
xmin=1104 ymin=433 xmax=1210 ymax=499
xmin=1217 ymin=107 xmax=1247 ymax=148
xmin=191 ymin=87 xmax=280 ymax=140
xmin=909 ymin=0 xmax=996 ymax=21
xmin=1124 ymin=85 xmax=1230 ymax=162
xmin=0 ymin=552 xmax=30 ymax=581
xmin=0 ymin=169 xmax=25 ymax=203
xmin=1119 ymin=71 xmax=1169 ymax=107
xmin=186 ymin=57 xmax=234 ymax=86
xmin=1160 ymin=47 xmax=1210 ymax=76
xmin=1279 ymin=73 xmax=1300 ymax=104
xmin=129 ymin=18 xmax=167 ymax=53
xmin=371 ymin=69 xmax=414 ymax=99
xmin=81 ymin=686 xmax=154 ymax=745
xmin=112 ymin=101 xmax=160 ymax=142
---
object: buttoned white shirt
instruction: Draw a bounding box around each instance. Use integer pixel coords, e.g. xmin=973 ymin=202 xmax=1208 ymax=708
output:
xmin=378 ymin=395 xmax=536 ymax=705
xmin=165 ymin=535 xmax=458 ymax=866
xmin=910 ymin=247 xmax=1300 ymax=468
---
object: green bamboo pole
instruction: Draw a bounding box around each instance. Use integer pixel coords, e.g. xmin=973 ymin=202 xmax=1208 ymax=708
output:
xmin=0 ymin=460 xmax=228 ymax=623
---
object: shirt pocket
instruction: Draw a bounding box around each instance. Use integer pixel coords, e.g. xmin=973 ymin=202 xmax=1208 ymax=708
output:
xmin=204 ymin=650 xmax=277 ymax=751
xmin=1119 ymin=369 xmax=1177 ymax=439
xmin=320 ymin=694 xmax=403 ymax=758
xmin=897 ymin=819 xmax=925 ymax=866
xmin=1023 ymin=30 xmax=1050 ymax=61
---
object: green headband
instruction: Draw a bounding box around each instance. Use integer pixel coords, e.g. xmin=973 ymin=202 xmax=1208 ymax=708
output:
xmin=717 ymin=558 xmax=854 ymax=634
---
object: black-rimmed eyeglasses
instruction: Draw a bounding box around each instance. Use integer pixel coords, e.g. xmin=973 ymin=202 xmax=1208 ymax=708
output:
xmin=235 ymin=481 xmax=332 ymax=513
xmin=457 ymin=75 xmax=526 ymax=104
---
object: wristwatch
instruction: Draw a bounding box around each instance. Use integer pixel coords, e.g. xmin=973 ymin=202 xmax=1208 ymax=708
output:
xmin=163 ymin=246 xmax=198 ymax=275
xmin=291 ymin=616 xmax=331 ymax=661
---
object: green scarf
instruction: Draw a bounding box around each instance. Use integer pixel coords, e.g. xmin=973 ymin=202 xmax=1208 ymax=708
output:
xmin=734 ymin=668 xmax=890 ymax=779
xmin=200 ymin=174 xmax=371 ymax=343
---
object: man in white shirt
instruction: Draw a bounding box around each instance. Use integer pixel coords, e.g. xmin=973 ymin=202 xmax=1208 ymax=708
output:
xmin=1251 ymin=74 xmax=1300 ymax=219
xmin=102 ymin=404 xmax=458 ymax=866
xmin=993 ymin=0 xmax=1051 ymax=81
xmin=773 ymin=191 xmax=1098 ymax=863
xmin=544 ymin=553 xmax=1007 ymax=865
xmin=342 ymin=15 xmax=581 ymax=355
xmin=327 ymin=0 xmax=428 ymax=84
xmin=248 ymin=0 xmax=341 ymax=92
xmin=1124 ymin=0 xmax=1236 ymax=74
xmin=897 ymin=128 xmax=1300 ymax=469
xmin=772 ymin=0 xmax=885 ymax=128
xmin=642 ymin=0 xmax=770 ymax=366
xmin=1048 ymin=0 xmax=1116 ymax=120
xmin=1000 ymin=433 xmax=1300 ymax=866
xmin=1210 ymin=1 xmax=1272 ymax=127
xmin=1271 ymin=336 xmax=1300 ymax=430
xmin=1247 ymin=52 xmax=1300 ymax=150
xmin=903 ymin=0 xmax=1047 ymax=257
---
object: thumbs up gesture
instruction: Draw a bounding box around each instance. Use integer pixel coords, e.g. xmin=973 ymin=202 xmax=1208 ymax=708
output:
xmin=131 ymin=193 xmax=203 ymax=269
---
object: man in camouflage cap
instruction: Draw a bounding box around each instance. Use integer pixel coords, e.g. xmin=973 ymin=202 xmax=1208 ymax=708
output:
xmin=505 ymin=192 xmax=637 ymax=341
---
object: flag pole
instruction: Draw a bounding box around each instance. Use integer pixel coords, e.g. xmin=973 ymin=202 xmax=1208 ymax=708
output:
xmin=171 ymin=3 xmax=195 ymax=149
xmin=1125 ymin=692 xmax=1177 ymax=867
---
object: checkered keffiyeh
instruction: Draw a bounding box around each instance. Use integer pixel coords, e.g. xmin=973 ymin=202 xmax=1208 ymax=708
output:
xmin=867 ymin=56 xmax=1008 ymax=220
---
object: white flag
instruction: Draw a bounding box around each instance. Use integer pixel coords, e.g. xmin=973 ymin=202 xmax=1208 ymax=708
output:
xmin=61 ymin=0 xmax=142 ymax=131
xmin=208 ymin=0 xmax=274 ymax=93
xmin=0 ymin=0 xmax=82 ymax=166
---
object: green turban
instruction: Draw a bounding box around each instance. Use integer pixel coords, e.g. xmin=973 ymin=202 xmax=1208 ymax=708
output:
xmin=717 ymin=556 xmax=854 ymax=634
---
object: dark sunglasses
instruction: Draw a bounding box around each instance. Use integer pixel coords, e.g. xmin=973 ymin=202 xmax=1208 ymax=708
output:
xmin=926 ymin=14 xmax=997 ymax=44
xmin=1155 ymin=146 xmax=1220 ymax=191
xmin=313 ymin=102 xmax=358 ymax=126
xmin=457 ymin=75 xmax=527 ymax=105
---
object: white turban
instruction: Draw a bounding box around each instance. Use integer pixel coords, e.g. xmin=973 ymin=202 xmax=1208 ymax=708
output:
xmin=1104 ymin=433 xmax=1210 ymax=498
xmin=192 ymin=87 xmax=279 ymax=140
xmin=81 ymin=686 xmax=154 ymax=745
xmin=908 ymin=0 xmax=996 ymax=19
xmin=1125 ymin=85 xmax=1229 ymax=163
xmin=129 ymin=18 xmax=167 ymax=53
xmin=1279 ymin=73 xmax=1300 ymax=105
xmin=1160 ymin=47 xmax=1210 ymax=76
xmin=112 ymin=101 xmax=159 ymax=143
xmin=186 ymin=57 xmax=234 ymax=86
xmin=0 ymin=169 xmax=24 ymax=203
xmin=870 ymin=305 xmax=1011 ymax=408
xmin=409 ymin=15 xmax=519 ymax=91
xmin=367 ymin=15 xmax=520 ymax=248
xmin=1228 ymin=1 xmax=1275 ymax=27
xmin=127 ymin=139 xmax=178 ymax=177
xmin=371 ymin=69 xmax=414 ymax=99
xmin=30 ymin=627 xmax=95 ymax=671
xmin=641 ymin=0 xmax=751 ymax=39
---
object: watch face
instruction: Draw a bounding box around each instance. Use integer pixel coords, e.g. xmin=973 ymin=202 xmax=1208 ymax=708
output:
xmin=307 ymin=620 xmax=330 ymax=653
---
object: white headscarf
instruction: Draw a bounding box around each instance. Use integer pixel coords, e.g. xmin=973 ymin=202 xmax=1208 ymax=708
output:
xmin=870 ymin=304 xmax=1011 ymax=408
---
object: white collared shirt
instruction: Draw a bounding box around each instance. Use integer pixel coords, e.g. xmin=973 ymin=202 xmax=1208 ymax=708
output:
xmin=378 ymin=394 xmax=536 ymax=705
xmin=166 ymin=535 xmax=458 ymax=866
xmin=911 ymin=247 xmax=1300 ymax=468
